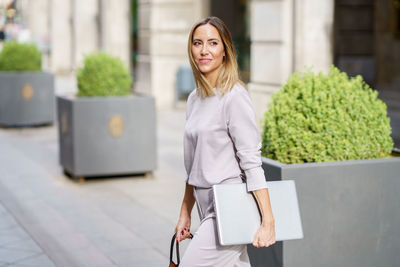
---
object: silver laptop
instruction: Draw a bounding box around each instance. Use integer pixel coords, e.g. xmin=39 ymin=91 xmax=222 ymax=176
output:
xmin=212 ymin=180 xmax=303 ymax=246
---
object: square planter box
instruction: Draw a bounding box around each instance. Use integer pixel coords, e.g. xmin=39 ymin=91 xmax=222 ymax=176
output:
xmin=248 ymin=156 xmax=400 ymax=267
xmin=0 ymin=72 xmax=54 ymax=126
xmin=57 ymin=94 xmax=157 ymax=178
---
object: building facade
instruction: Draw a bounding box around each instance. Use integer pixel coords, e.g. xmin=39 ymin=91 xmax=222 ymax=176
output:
xmin=15 ymin=0 xmax=399 ymax=147
xmin=16 ymin=0 xmax=131 ymax=74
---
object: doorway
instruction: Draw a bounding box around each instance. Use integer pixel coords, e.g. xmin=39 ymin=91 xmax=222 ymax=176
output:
xmin=334 ymin=0 xmax=400 ymax=149
xmin=210 ymin=0 xmax=251 ymax=83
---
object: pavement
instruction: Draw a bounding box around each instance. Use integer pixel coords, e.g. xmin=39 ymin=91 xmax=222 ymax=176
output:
xmin=0 ymin=76 xmax=200 ymax=266
xmin=0 ymin=202 xmax=55 ymax=267
xmin=1 ymin=76 xmax=399 ymax=267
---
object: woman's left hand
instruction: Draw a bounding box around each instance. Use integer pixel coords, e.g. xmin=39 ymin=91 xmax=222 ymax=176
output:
xmin=252 ymin=220 xmax=276 ymax=248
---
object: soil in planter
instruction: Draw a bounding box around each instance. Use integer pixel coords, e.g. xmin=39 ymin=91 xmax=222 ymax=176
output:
xmin=390 ymin=147 xmax=400 ymax=157
xmin=391 ymin=152 xmax=400 ymax=157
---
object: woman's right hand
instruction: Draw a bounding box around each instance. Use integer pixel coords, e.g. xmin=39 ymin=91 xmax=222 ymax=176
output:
xmin=175 ymin=215 xmax=191 ymax=242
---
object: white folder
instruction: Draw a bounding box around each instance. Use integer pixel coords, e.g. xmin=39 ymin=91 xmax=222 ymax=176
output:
xmin=212 ymin=180 xmax=304 ymax=246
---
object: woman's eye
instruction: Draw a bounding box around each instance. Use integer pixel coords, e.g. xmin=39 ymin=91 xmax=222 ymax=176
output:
xmin=210 ymin=41 xmax=218 ymax=46
xmin=193 ymin=41 xmax=201 ymax=46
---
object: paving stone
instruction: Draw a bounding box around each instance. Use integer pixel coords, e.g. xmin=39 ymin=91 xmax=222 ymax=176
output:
xmin=2 ymin=238 xmax=43 ymax=253
xmin=0 ymin=83 xmax=190 ymax=267
xmin=88 ymin=234 xmax=148 ymax=253
xmin=0 ymin=231 xmax=30 ymax=247
xmin=0 ymin=225 xmax=31 ymax=240
xmin=117 ymin=261 xmax=164 ymax=267
xmin=0 ymin=204 xmax=7 ymax=216
xmin=0 ymin=247 xmax=38 ymax=264
xmin=0 ymin=214 xmax=17 ymax=231
xmin=48 ymin=248 xmax=115 ymax=267
xmin=13 ymin=253 xmax=56 ymax=267
xmin=108 ymin=248 xmax=167 ymax=266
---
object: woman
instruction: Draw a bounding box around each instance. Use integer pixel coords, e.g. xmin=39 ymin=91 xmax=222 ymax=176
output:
xmin=175 ymin=17 xmax=276 ymax=266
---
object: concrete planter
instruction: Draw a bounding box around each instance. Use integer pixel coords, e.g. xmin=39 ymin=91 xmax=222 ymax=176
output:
xmin=0 ymin=72 xmax=55 ymax=126
xmin=57 ymin=94 xmax=156 ymax=178
xmin=248 ymin=156 xmax=400 ymax=267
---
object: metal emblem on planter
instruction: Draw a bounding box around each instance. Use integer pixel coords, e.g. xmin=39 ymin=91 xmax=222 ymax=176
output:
xmin=108 ymin=115 xmax=124 ymax=138
xmin=21 ymin=84 xmax=34 ymax=100
xmin=61 ymin=112 xmax=68 ymax=135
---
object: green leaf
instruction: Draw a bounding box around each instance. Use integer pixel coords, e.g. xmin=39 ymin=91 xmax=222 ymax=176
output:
xmin=261 ymin=66 xmax=394 ymax=163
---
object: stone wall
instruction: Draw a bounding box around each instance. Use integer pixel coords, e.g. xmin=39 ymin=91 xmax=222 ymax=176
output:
xmin=249 ymin=0 xmax=334 ymax=125
xmin=50 ymin=0 xmax=73 ymax=74
xmin=99 ymin=0 xmax=131 ymax=70
xmin=21 ymin=0 xmax=131 ymax=75
xmin=136 ymin=0 xmax=207 ymax=108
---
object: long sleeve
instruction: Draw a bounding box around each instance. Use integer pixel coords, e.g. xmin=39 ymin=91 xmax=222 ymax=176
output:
xmin=184 ymin=90 xmax=196 ymax=183
xmin=225 ymin=88 xmax=268 ymax=192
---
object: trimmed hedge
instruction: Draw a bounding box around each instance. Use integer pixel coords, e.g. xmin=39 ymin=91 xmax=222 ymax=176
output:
xmin=77 ymin=52 xmax=132 ymax=97
xmin=0 ymin=42 xmax=41 ymax=71
xmin=262 ymin=66 xmax=393 ymax=164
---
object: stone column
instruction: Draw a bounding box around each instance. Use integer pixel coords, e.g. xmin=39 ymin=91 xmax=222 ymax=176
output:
xmin=23 ymin=0 xmax=50 ymax=46
xmin=135 ymin=0 xmax=151 ymax=94
xmin=50 ymin=0 xmax=73 ymax=74
xmin=294 ymin=0 xmax=334 ymax=72
xmin=72 ymin=0 xmax=100 ymax=68
xmin=99 ymin=0 xmax=131 ymax=69
xmin=136 ymin=0 xmax=206 ymax=109
xmin=248 ymin=0 xmax=294 ymax=124
xmin=19 ymin=0 xmax=51 ymax=70
xmin=48 ymin=0 xmax=132 ymax=74
xmin=249 ymin=0 xmax=334 ymax=124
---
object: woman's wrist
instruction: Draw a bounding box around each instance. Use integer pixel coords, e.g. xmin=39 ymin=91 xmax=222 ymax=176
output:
xmin=261 ymin=216 xmax=275 ymax=227
xmin=179 ymin=210 xmax=191 ymax=220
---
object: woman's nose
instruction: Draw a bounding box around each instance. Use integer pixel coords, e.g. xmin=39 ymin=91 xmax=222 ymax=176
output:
xmin=200 ymin=44 xmax=208 ymax=55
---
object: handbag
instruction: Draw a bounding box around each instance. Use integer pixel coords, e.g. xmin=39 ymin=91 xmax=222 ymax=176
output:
xmin=169 ymin=232 xmax=193 ymax=266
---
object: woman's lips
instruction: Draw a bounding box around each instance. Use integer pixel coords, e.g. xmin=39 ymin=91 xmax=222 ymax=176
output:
xmin=199 ymin=59 xmax=211 ymax=64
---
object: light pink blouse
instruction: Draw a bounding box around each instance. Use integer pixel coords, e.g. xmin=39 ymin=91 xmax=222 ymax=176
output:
xmin=184 ymin=83 xmax=268 ymax=192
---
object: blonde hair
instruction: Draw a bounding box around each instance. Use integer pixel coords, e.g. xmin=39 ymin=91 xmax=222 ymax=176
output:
xmin=188 ymin=17 xmax=245 ymax=97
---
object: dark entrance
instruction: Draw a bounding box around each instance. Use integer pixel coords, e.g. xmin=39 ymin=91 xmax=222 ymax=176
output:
xmin=210 ymin=0 xmax=251 ymax=83
xmin=131 ymin=0 xmax=138 ymax=77
xmin=334 ymin=0 xmax=400 ymax=149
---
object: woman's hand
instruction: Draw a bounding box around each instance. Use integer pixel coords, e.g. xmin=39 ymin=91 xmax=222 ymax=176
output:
xmin=251 ymin=188 xmax=276 ymax=248
xmin=252 ymin=220 xmax=276 ymax=248
xmin=175 ymin=215 xmax=192 ymax=243
xmin=175 ymin=183 xmax=195 ymax=243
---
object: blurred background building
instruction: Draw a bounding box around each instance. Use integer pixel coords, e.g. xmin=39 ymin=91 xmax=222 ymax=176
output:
xmin=0 ymin=0 xmax=399 ymax=147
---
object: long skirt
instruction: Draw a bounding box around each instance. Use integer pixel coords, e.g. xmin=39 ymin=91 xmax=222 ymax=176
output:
xmin=180 ymin=180 xmax=251 ymax=267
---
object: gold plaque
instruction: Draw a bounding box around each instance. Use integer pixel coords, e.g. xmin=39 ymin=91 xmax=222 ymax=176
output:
xmin=61 ymin=112 xmax=68 ymax=135
xmin=108 ymin=115 xmax=124 ymax=138
xmin=21 ymin=83 xmax=34 ymax=100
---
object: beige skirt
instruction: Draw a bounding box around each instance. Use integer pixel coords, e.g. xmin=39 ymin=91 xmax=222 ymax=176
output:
xmin=180 ymin=178 xmax=251 ymax=267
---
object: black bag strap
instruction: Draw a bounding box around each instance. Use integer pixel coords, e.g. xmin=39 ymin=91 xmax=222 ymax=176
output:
xmin=170 ymin=232 xmax=193 ymax=265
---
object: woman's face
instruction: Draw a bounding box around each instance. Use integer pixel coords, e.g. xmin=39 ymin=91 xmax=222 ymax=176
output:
xmin=191 ymin=24 xmax=225 ymax=79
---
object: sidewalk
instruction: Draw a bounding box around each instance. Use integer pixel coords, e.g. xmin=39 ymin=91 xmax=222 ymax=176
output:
xmin=0 ymin=76 xmax=199 ymax=266
xmin=0 ymin=202 xmax=55 ymax=267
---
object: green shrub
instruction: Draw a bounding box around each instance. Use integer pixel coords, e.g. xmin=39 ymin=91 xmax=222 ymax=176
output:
xmin=262 ymin=66 xmax=393 ymax=164
xmin=0 ymin=42 xmax=41 ymax=71
xmin=77 ymin=52 xmax=132 ymax=97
